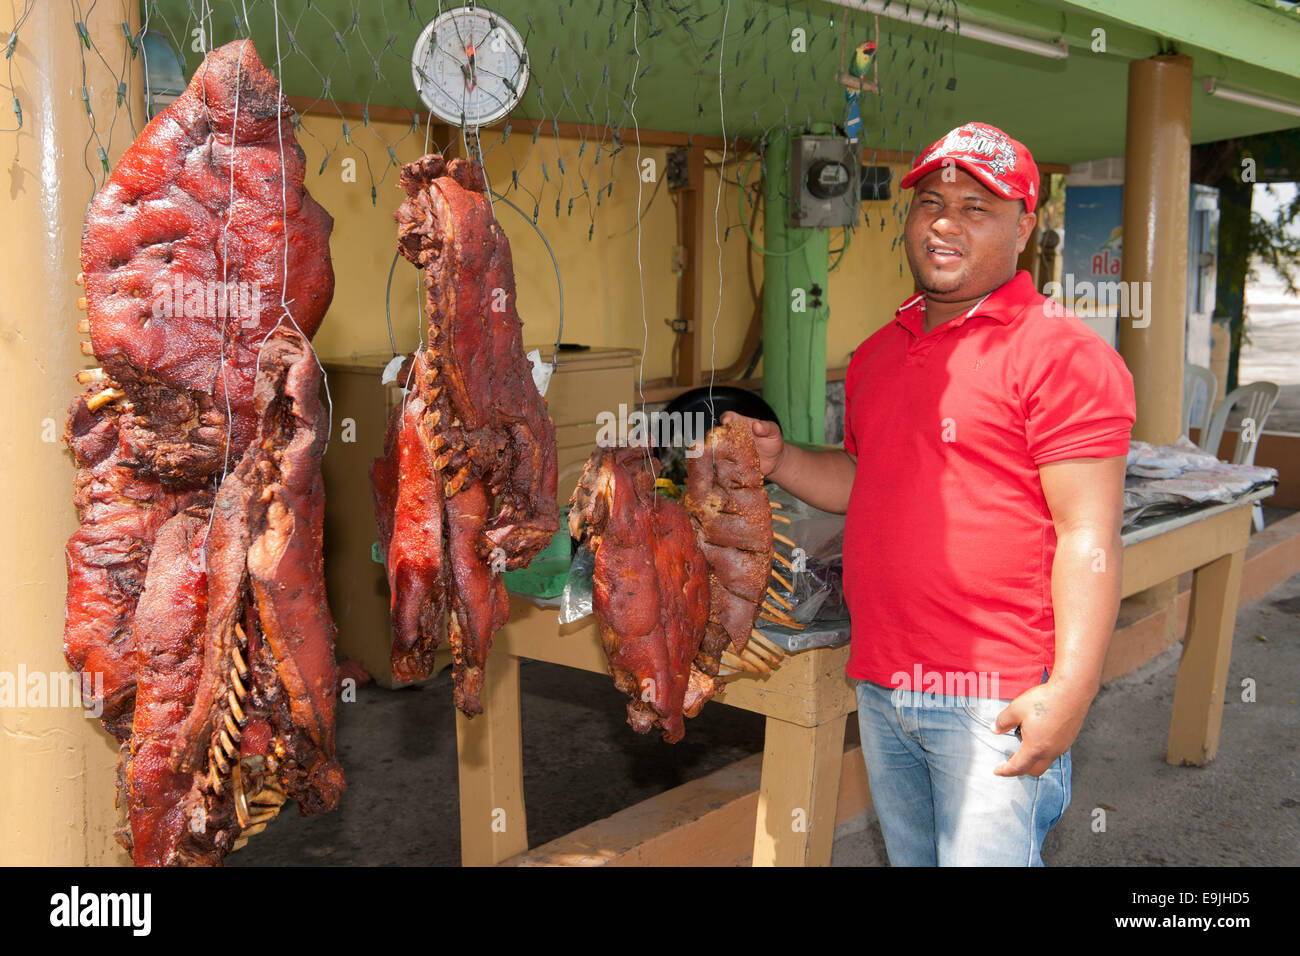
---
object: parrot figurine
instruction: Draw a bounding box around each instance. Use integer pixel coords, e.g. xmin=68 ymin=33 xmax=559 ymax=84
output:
xmin=844 ymin=41 xmax=877 ymax=143
xmin=850 ymin=40 xmax=877 ymax=78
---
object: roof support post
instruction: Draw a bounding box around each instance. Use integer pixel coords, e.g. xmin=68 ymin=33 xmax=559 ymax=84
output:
xmin=0 ymin=0 xmax=143 ymax=865
xmin=1117 ymin=53 xmax=1193 ymax=445
xmin=1116 ymin=53 xmax=1195 ymax=652
xmin=761 ymin=128 xmax=831 ymax=445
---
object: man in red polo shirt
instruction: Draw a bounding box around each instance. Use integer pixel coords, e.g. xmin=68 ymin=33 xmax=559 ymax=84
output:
xmin=725 ymin=122 xmax=1136 ymax=866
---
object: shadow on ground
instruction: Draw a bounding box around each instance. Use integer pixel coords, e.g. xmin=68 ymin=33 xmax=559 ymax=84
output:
xmin=230 ymin=658 xmax=766 ymax=866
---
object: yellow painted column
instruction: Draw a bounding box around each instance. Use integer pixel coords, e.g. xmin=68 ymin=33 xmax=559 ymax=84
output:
xmin=1116 ymin=54 xmax=1194 ymax=649
xmin=1118 ymin=54 xmax=1193 ymax=444
xmin=0 ymin=1 xmax=142 ymax=865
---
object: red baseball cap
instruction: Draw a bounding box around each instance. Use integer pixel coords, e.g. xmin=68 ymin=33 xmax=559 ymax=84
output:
xmin=900 ymin=122 xmax=1040 ymax=212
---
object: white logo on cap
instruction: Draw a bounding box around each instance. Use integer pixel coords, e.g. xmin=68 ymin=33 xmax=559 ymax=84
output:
xmin=922 ymin=124 xmax=1018 ymax=181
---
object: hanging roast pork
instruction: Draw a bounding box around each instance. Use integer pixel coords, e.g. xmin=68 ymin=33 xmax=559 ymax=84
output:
xmin=65 ymin=38 xmax=341 ymax=865
xmin=371 ymin=155 xmax=559 ymax=716
xmin=568 ymin=422 xmax=785 ymax=741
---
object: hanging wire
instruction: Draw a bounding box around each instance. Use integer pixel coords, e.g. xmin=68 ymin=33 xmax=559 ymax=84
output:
xmin=204 ymin=7 xmax=244 ymax=545
xmin=490 ymin=188 xmax=564 ymax=369
xmin=0 ymin=0 xmax=36 ymax=133
xmin=384 ymin=247 xmax=402 ymax=358
xmin=705 ymin=0 xmax=733 ymax=428
xmin=9 ymin=0 xmax=942 ymax=266
xmin=14 ymin=0 xmax=954 ymax=457
xmin=261 ymin=0 xmax=335 ymax=454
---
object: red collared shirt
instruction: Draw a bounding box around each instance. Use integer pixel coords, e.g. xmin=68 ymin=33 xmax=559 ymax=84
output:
xmin=842 ymin=270 xmax=1136 ymax=699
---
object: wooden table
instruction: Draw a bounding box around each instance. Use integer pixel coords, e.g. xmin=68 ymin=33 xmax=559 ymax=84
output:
xmin=1119 ymin=484 xmax=1274 ymax=766
xmin=455 ymin=484 xmax=1273 ymax=865
xmin=455 ymin=597 xmax=857 ymax=867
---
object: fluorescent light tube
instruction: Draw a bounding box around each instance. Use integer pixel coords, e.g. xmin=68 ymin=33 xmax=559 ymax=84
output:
xmin=1204 ymin=78 xmax=1300 ymax=119
xmin=823 ymin=0 xmax=1069 ymax=60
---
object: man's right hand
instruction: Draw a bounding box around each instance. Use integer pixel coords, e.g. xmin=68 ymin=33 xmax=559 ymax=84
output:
xmin=720 ymin=412 xmax=786 ymax=478
xmin=719 ymin=411 xmax=856 ymax=515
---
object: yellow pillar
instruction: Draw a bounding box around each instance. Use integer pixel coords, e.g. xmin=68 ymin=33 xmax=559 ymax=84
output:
xmin=1116 ymin=54 xmax=1194 ymax=650
xmin=1118 ymin=54 xmax=1193 ymax=443
xmin=0 ymin=1 xmax=143 ymax=865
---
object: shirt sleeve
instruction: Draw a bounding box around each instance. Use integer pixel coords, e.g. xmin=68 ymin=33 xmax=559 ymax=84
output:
xmin=1023 ymin=331 xmax=1136 ymax=466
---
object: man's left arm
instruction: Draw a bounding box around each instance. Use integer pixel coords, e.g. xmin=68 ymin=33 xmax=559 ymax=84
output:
xmin=992 ymin=454 xmax=1126 ymax=777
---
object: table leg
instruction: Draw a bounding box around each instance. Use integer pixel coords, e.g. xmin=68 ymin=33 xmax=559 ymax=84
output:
xmin=455 ymin=652 xmax=529 ymax=865
xmin=1167 ymin=546 xmax=1246 ymax=766
xmin=752 ymin=714 xmax=848 ymax=866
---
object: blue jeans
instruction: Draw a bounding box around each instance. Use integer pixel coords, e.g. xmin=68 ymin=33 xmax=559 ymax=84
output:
xmin=855 ymin=678 xmax=1071 ymax=866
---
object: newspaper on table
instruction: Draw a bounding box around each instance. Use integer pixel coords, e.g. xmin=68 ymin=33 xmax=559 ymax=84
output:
xmin=1123 ymin=435 xmax=1277 ymax=528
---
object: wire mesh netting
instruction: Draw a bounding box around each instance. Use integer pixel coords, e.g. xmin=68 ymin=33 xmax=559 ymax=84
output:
xmin=3 ymin=0 xmax=958 ymax=244
xmin=2 ymin=0 xmax=965 ymax=403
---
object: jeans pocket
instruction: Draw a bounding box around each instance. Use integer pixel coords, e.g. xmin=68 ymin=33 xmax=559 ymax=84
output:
xmin=1060 ymin=750 xmax=1073 ymax=811
xmin=960 ymin=696 xmax=1021 ymax=742
xmin=959 ymin=696 xmax=996 ymax=729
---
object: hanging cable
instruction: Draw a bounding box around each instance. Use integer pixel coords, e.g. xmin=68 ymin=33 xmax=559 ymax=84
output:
xmin=489 ymin=188 xmax=565 ymax=368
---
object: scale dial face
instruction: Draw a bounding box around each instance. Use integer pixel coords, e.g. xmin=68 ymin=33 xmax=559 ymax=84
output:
xmin=411 ymin=6 xmax=529 ymax=127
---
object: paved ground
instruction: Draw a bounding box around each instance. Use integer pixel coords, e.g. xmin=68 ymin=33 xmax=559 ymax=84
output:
xmin=1223 ymin=256 xmax=1298 ymax=432
xmin=233 ymin=538 xmax=1299 ymax=868
xmin=1239 ymin=257 xmax=1299 ymax=394
xmin=1260 ymin=384 xmax=1300 ymax=434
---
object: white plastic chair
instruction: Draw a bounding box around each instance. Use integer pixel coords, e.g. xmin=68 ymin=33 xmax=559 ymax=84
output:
xmin=1198 ymin=381 xmax=1280 ymax=531
xmin=1182 ymin=364 xmax=1218 ymax=441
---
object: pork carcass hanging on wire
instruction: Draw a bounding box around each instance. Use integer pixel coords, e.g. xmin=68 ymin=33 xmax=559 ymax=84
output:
xmin=126 ymin=329 xmax=342 ymax=865
xmin=568 ymin=422 xmax=783 ymax=739
xmin=371 ymin=154 xmax=559 ymax=716
xmin=66 ymin=39 xmax=341 ymax=865
xmin=682 ymin=421 xmax=777 ymax=714
xmin=568 ymin=447 xmax=711 ymax=743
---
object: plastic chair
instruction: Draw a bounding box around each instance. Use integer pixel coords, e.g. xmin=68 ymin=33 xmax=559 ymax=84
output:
xmin=1199 ymin=381 xmax=1279 ymax=464
xmin=1198 ymin=381 xmax=1280 ymax=532
xmin=1182 ymin=364 xmax=1218 ymax=441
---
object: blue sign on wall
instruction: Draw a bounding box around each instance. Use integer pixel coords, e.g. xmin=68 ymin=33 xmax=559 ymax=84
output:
xmin=1063 ymin=185 xmax=1124 ymax=289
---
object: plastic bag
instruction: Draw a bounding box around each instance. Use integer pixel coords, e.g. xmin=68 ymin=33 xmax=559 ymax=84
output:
xmin=766 ymin=485 xmax=847 ymax=625
xmin=558 ymin=543 xmax=596 ymax=624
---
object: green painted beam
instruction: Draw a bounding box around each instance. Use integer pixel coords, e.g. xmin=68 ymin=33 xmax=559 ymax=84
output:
xmin=1053 ymin=0 xmax=1300 ymax=81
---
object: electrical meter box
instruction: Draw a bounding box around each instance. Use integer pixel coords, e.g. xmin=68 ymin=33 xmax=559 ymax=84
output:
xmin=789 ymin=135 xmax=859 ymax=229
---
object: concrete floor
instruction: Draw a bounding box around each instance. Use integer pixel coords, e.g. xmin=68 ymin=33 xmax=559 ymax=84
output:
xmin=230 ymin=654 xmax=767 ymax=866
xmin=233 ymin=554 xmax=1300 ymax=868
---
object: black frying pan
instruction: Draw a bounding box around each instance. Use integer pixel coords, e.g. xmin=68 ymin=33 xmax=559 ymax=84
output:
xmin=655 ymin=386 xmax=779 ymax=483
xmin=662 ymin=385 xmax=780 ymax=432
